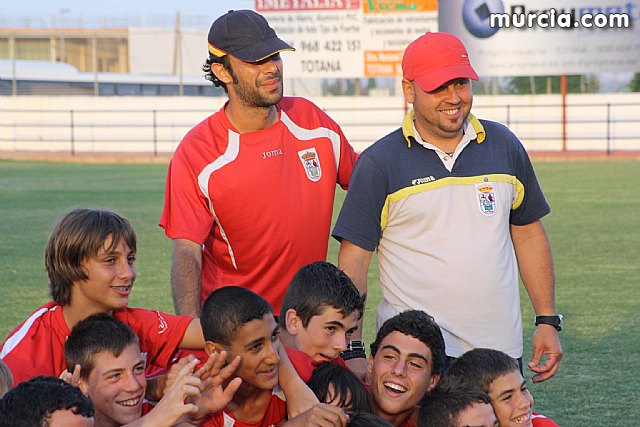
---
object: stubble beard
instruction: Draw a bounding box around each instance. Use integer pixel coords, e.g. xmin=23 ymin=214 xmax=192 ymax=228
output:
xmin=437 ymin=103 xmax=471 ymax=136
xmin=232 ymin=72 xmax=284 ymax=108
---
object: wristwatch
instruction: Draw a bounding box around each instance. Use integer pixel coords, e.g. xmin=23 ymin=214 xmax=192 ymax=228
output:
xmin=341 ymin=340 xmax=367 ymax=360
xmin=535 ymin=314 xmax=563 ymax=331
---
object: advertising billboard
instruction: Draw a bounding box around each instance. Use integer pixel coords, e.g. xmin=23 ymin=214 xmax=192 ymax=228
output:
xmin=257 ymin=0 xmax=438 ymax=78
xmin=438 ymin=0 xmax=640 ymax=76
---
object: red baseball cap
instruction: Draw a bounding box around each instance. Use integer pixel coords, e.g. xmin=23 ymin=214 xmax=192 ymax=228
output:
xmin=402 ymin=32 xmax=478 ymax=92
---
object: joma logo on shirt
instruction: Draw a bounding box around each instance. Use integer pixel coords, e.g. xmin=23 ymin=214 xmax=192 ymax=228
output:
xmin=412 ymin=176 xmax=435 ymax=185
xmin=153 ymin=310 xmax=168 ymax=334
xmin=262 ymin=149 xmax=283 ymax=159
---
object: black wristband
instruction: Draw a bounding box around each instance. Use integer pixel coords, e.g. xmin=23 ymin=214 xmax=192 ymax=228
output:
xmin=341 ymin=349 xmax=367 ymax=360
xmin=341 ymin=340 xmax=366 ymax=360
xmin=535 ymin=314 xmax=563 ymax=331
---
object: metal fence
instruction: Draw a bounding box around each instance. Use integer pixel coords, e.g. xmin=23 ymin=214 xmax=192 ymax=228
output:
xmin=1 ymin=100 xmax=639 ymax=155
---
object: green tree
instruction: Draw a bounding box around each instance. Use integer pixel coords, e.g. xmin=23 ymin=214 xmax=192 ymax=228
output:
xmin=505 ymin=75 xmax=600 ymax=94
xmin=629 ymin=73 xmax=640 ymax=92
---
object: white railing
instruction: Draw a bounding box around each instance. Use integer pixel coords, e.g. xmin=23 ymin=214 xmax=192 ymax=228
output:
xmin=1 ymin=94 xmax=639 ymax=155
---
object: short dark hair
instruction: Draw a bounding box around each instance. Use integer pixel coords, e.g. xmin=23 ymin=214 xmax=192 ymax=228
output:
xmin=279 ymin=261 xmax=364 ymax=329
xmin=443 ymin=348 xmax=520 ymax=394
xmin=45 ymin=208 xmax=137 ymax=306
xmin=418 ymin=381 xmax=492 ymax=427
xmin=64 ymin=313 xmax=139 ymax=380
xmin=370 ymin=310 xmax=446 ymax=376
xmin=200 ymin=286 xmax=273 ymax=345
xmin=0 ymin=376 xmax=94 ymax=427
xmin=203 ymin=55 xmax=233 ymax=93
xmin=347 ymin=412 xmax=394 ymax=427
xmin=307 ymin=362 xmax=372 ymax=415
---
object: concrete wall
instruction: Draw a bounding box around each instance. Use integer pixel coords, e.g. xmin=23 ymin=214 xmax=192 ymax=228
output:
xmin=1 ymin=93 xmax=639 ymax=154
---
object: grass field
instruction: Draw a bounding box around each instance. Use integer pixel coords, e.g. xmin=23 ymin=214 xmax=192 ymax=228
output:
xmin=1 ymin=159 xmax=639 ymax=425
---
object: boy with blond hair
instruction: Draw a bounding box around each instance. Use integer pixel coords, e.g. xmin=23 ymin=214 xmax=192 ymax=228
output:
xmin=1 ymin=208 xmax=204 ymax=386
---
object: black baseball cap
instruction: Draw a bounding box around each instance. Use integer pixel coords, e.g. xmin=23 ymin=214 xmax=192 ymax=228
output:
xmin=208 ymin=10 xmax=294 ymax=62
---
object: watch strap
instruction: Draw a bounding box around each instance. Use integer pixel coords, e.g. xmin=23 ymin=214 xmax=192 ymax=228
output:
xmin=341 ymin=340 xmax=366 ymax=360
xmin=535 ymin=314 xmax=563 ymax=331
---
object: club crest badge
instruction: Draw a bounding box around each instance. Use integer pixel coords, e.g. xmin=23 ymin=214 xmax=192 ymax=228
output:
xmin=298 ymin=148 xmax=322 ymax=182
xmin=476 ymin=181 xmax=496 ymax=216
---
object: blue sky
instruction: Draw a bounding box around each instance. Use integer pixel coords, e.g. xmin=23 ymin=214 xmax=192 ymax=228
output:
xmin=3 ymin=0 xmax=254 ymax=19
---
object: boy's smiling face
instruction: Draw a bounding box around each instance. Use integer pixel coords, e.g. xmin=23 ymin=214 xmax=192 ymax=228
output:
xmin=224 ymin=313 xmax=281 ymax=390
xmin=369 ymin=331 xmax=439 ymax=422
xmin=78 ymin=343 xmax=146 ymax=427
xmin=286 ymin=306 xmax=359 ymax=363
xmin=72 ymin=236 xmax=136 ymax=313
xmin=488 ymin=370 xmax=534 ymax=427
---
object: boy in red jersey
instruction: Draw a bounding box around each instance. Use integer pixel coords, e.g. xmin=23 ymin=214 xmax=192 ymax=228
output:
xmin=368 ymin=310 xmax=446 ymax=427
xmin=442 ymin=348 xmax=559 ymax=427
xmin=0 ymin=376 xmax=95 ymax=426
xmin=64 ymin=313 xmax=241 ymax=427
xmin=418 ymin=382 xmax=498 ymax=427
xmin=308 ymin=362 xmax=372 ymax=415
xmin=278 ymin=261 xmax=364 ymax=382
xmin=1 ymin=208 xmax=204 ymax=386
xmin=199 ymin=286 xmax=348 ymax=427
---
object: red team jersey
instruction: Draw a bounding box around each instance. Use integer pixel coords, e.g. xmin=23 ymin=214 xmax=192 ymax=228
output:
xmin=201 ymin=388 xmax=286 ymax=427
xmin=1 ymin=301 xmax=192 ymax=385
xmin=532 ymin=412 xmax=560 ymax=426
xmin=160 ymin=97 xmax=357 ymax=314
xmin=284 ymin=346 xmax=348 ymax=383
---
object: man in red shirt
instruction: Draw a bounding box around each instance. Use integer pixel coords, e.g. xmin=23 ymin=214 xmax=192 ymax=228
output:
xmin=160 ymin=10 xmax=357 ymax=318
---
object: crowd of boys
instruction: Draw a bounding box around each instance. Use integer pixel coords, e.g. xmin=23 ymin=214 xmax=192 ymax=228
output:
xmin=0 ymin=207 xmax=558 ymax=427
xmin=1 ymin=8 xmax=562 ymax=427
